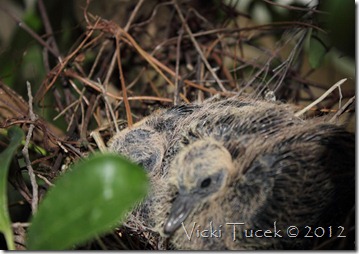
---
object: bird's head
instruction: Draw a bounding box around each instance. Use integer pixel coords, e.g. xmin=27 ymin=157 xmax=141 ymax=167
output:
xmin=108 ymin=126 xmax=166 ymax=172
xmin=164 ymin=138 xmax=234 ymax=235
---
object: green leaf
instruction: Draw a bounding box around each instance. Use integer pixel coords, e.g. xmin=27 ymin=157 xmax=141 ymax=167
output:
xmin=23 ymin=10 xmax=42 ymax=31
xmin=322 ymin=0 xmax=355 ymax=57
xmin=0 ymin=126 xmax=24 ymax=250
xmin=27 ymin=153 xmax=149 ymax=250
xmin=309 ymin=34 xmax=329 ymax=69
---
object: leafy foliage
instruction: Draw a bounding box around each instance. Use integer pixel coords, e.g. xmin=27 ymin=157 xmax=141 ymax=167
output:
xmin=0 ymin=127 xmax=24 ymax=250
xmin=27 ymin=153 xmax=148 ymax=250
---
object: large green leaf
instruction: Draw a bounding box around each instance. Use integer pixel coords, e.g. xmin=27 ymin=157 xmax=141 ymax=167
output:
xmin=27 ymin=153 xmax=149 ymax=250
xmin=0 ymin=126 xmax=24 ymax=250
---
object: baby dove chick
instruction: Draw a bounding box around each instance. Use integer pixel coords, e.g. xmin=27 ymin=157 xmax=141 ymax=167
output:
xmin=150 ymin=98 xmax=354 ymax=250
xmin=109 ymin=96 xmax=354 ymax=250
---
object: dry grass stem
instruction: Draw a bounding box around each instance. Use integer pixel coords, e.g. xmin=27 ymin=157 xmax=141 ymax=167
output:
xmin=22 ymin=82 xmax=39 ymax=214
xmin=295 ymin=78 xmax=347 ymax=117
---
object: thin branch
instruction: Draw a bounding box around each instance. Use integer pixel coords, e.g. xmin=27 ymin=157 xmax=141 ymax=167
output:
xmin=115 ymin=34 xmax=133 ymax=127
xmin=102 ymin=0 xmax=145 ymax=112
xmin=0 ymin=5 xmax=59 ymax=58
xmin=330 ymin=96 xmax=355 ymax=123
xmin=124 ymin=0 xmax=146 ymax=31
xmin=89 ymin=40 xmax=109 ymax=79
xmin=99 ymin=79 xmax=120 ymax=133
xmin=37 ymin=174 xmax=54 ymax=187
xmin=295 ymin=79 xmax=347 ymax=117
xmin=37 ymin=0 xmax=61 ymax=57
xmin=173 ymin=2 xmax=227 ymax=92
xmin=93 ymin=20 xmax=223 ymax=96
xmin=174 ymin=26 xmax=184 ymax=105
xmin=90 ymin=130 xmax=107 ymax=153
xmin=22 ymin=82 xmax=39 ymax=214
xmin=103 ymin=0 xmax=144 ymax=92
xmin=35 ymin=18 xmax=99 ymax=103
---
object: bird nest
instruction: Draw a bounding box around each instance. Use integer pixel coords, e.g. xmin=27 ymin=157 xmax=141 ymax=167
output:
xmin=0 ymin=0 xmax=355 ymax=250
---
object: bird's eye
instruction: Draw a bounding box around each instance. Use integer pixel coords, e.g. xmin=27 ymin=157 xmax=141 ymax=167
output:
xmin=200 ymin=178 xmax=211 ymax=188
xmin=182 ymin=137 xmax=189 ymax=145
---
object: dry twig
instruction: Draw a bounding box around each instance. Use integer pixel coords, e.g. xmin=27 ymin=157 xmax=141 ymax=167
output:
xmin=173 ymin=2 xmax=227 ymax=92
xmin=21 ymin=82 xmax=39 ymax=214
xmin=295 ymin=79 xmax=347 ymax=117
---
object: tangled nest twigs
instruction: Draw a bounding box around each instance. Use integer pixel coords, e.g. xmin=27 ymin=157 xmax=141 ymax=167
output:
xmin=0 ymin=0 xmax=355 ymax=250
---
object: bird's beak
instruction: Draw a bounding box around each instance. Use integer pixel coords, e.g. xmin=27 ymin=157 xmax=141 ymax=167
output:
xmin=163 ymin=194 xmax=194 ymax=236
